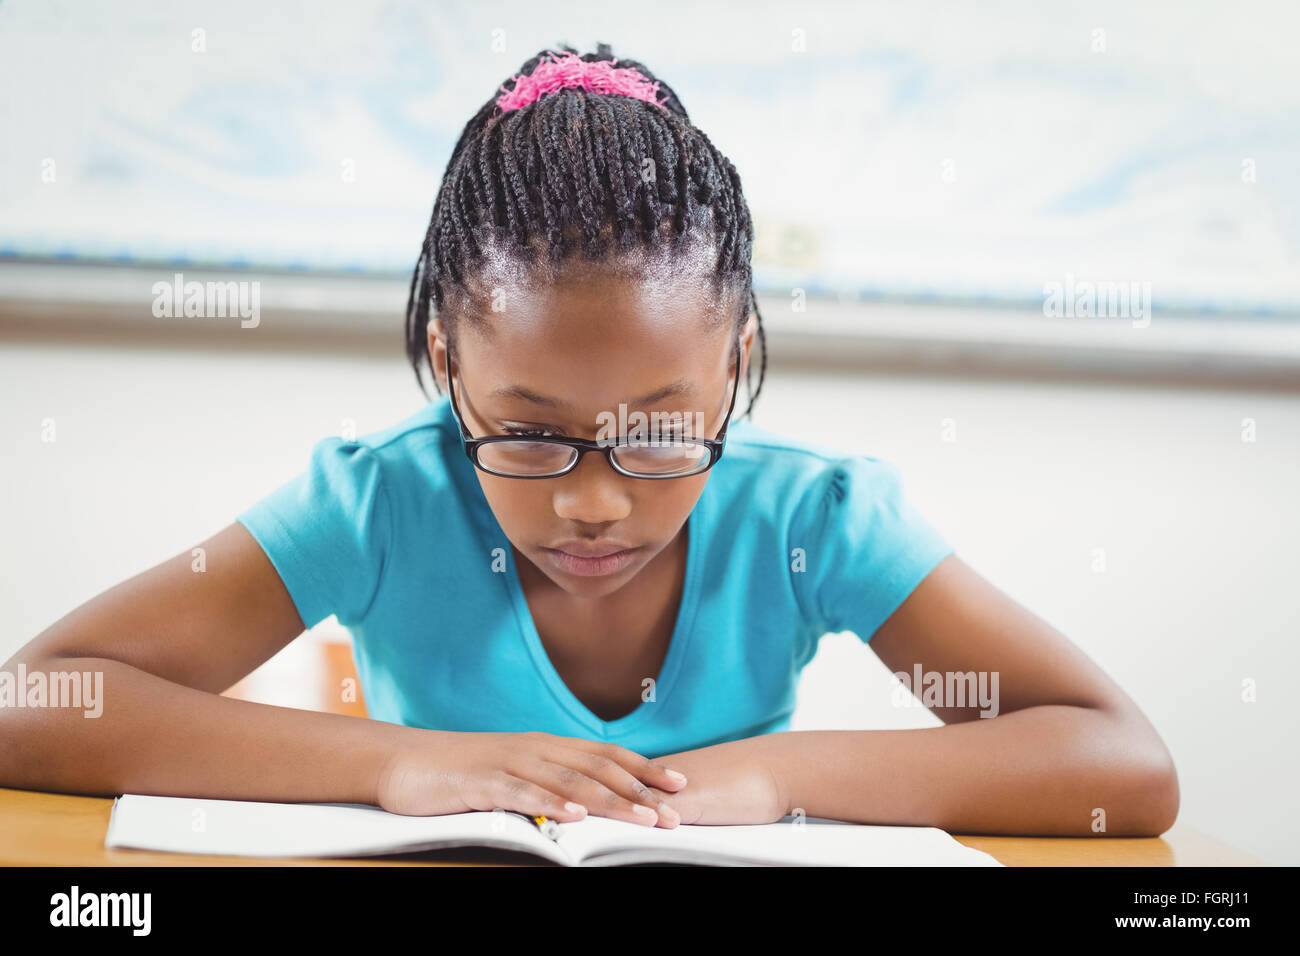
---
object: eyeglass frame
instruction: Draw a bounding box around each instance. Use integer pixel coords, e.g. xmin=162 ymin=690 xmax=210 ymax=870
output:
xmin=442 ymin=336 xmax=742 ymax=480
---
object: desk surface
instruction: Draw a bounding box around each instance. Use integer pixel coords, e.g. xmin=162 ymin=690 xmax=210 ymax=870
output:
xmin=0 ymin=786 xmax=1267 ymax=867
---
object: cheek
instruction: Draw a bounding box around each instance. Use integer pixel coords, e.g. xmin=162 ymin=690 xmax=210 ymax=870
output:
xmin=477 ymin=476 xmax=545 ymax=527
xmin=651 ymin=476 xmax=709 ymax=520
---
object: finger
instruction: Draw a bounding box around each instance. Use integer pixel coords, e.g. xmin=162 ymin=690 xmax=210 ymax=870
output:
xmin=643 ymin=786 xmax=695 ymax=826
xmin=538 ymin=752 xmax=681 ymax=828
xmin=641 ymin=788 xmax=683 ymax=828
xmin=560 ymin=737 xmax=689 ymax=792
xmin=473 ymin=772 xmax=589 ymax=822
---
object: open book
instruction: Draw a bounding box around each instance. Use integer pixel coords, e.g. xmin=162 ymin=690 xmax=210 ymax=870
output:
xmin=105 ymin=794 xmax=1003 ymax=866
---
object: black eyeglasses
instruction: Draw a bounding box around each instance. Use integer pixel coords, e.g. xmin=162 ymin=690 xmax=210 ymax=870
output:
xmin=443 ymin=340 xmax=740 ymax=479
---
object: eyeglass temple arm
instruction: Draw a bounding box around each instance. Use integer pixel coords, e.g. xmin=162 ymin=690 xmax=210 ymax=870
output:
xmin=443 ymin=343 xmax=474 ymax=439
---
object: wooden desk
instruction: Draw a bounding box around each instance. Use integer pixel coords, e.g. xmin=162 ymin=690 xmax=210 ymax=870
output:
xmin=0 ymin=786 xmax=1265 ymax=866
xmin=0 ymin=637 xmax=1269 ymax=867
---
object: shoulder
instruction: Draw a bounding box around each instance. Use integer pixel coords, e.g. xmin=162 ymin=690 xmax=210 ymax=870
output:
xmin=718 ymin=422 xmax=951 ymax=639
xmin=236 ymin=401 xmax=468 ymax=628
xmin=347 ymin=398 xmax=455 ymax=458
xmin=327 ymin=397 xmax=466 ymax=494
xmin=709 ymin=418 xmax=947 ymax=575
xmin=712 ymin=417 xmax=910 ymax=520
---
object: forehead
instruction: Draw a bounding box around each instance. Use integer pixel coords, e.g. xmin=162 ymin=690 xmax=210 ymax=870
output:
xmin=456 ymin=268 xmax=735 ymax=404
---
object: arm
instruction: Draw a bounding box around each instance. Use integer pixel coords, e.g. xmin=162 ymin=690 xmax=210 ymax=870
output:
xmin=645 ymin=555 xmax=1179 ymax=836
xmin=0 ymin=522 xmax=688 ymax=825
xmin=0 ymin=522 xmax=409 ymax=803
xmin=773 ymin=554 xmax=1179 ymax=835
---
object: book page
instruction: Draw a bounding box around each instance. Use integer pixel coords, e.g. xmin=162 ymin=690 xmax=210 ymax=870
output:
xmin=105 ymin=795 xmax=572 ymax=864
xmin=551 ymin=814 xmax=1003 ymax=867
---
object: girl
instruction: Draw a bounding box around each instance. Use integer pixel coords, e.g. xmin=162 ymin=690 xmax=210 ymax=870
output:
xmin=1 ymin=44 xmax=1178 ymax=836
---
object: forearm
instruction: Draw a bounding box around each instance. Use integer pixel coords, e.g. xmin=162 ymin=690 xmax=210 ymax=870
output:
xmin=0 ymin=654 xmax=423 ymax=805
xmin=766 ymin=705 xmax=1179 ymax=836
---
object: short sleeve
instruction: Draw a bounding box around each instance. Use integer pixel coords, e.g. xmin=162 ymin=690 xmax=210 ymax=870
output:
xmin=788 ymin=455 xmax=953 ymax=643
xmin=236 ymin=438 xmax=391 ymax=630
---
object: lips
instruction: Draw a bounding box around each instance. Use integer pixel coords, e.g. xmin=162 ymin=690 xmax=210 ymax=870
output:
xmin=541 ymin=542 xmax=643 ymax=577
xmin=549 ymin=540 xmax=639 ymax=558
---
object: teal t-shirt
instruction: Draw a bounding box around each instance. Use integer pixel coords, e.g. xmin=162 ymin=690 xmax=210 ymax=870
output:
xmin=236 ymin=395 xmax=953 ymax=759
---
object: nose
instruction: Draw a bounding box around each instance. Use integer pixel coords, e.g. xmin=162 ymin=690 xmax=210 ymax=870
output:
xmin=551 ymin=447 xmax=633 ymax=524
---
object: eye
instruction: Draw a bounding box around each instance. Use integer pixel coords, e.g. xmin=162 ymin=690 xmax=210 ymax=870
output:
xmin=502 ymin=425 xmax=558 ymax=439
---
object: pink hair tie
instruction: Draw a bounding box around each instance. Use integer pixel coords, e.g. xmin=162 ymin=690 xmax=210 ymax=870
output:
xmin=496 ymin=49 xmax=667 ymax=112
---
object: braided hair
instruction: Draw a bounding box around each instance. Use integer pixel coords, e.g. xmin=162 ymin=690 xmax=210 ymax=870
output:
xmin=403 ymin=42 xmax=768 ymax=419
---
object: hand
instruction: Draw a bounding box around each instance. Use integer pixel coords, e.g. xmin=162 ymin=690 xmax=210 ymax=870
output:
xmin=640 ymin=735 xmax=789 ymax=825
xmin=376 ymin=730 xmax=688 ymax=827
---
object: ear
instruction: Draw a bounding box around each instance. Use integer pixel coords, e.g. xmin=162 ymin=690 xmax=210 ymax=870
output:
xmin=427 ymin=318 xmax=449 ymax=394
xmin=737 ymin=310 xmax=758 ymax=385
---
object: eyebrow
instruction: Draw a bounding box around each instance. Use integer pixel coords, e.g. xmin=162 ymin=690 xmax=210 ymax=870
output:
xmin=488 ymin=379 xmax=696 ymax=410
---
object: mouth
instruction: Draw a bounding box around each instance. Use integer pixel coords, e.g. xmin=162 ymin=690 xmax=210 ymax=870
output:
xmin=541 ymin=544 xmax=643 ymax=578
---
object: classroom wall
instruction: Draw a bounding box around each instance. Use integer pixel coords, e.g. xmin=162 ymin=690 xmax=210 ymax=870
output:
xmin=2 ymin=339 xmax=1295 ymax=864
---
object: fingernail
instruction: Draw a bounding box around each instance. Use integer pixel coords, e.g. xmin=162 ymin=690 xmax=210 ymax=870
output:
xmin=633 ymin=803 xmax=657 ymax=819
xmin=564 ymin=801 xmax=587 ymax=816
xmin=665 ymin=769 xmax=687 ymax=783
xmin=659 ymin=803 xmax=681 ymax=825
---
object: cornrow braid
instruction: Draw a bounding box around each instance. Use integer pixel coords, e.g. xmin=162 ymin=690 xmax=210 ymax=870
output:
xmin=404 ymin=41 xmax=768 ymax=419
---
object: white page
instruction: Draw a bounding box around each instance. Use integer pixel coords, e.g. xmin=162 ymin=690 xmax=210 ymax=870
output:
xmin=104 ymin=795 xmax=571 ymax=864
xmin=551 ymin=814 xmax=1004 ymax=867
xmin=105 ymin=795 xmax=1002 ymax=866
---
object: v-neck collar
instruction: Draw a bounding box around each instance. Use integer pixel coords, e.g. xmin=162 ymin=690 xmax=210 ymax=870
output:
xmin=504 ymin=490 xmax=706 ymax=737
